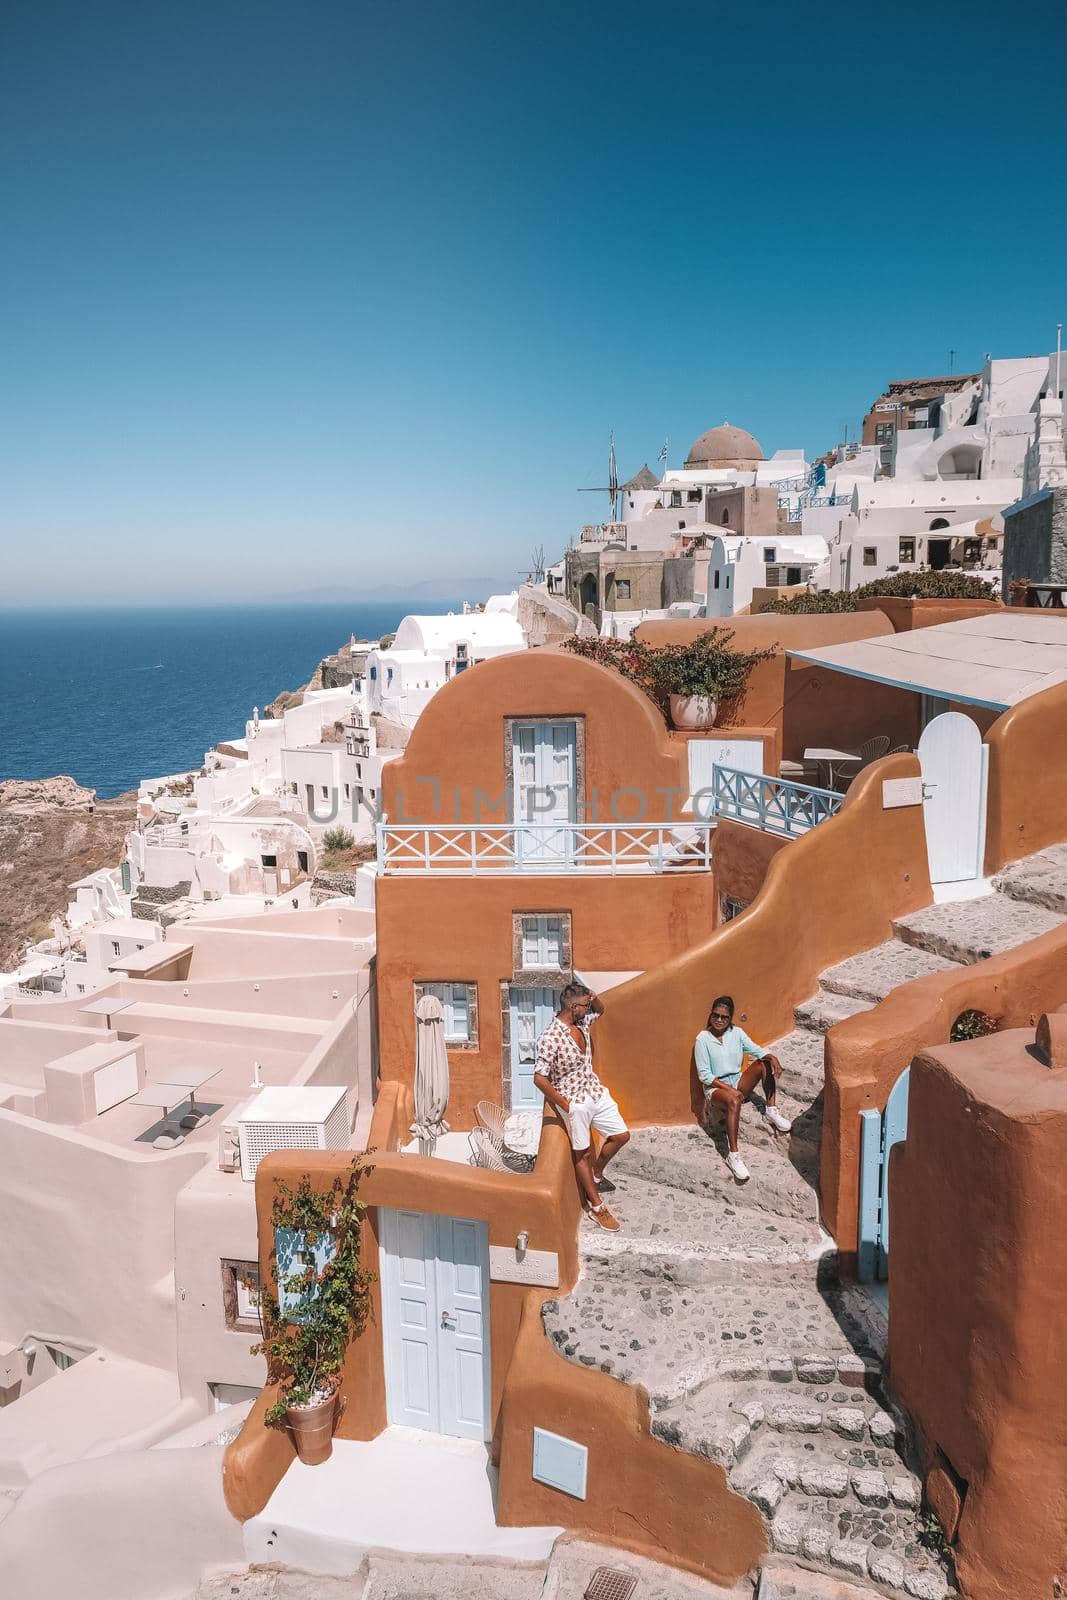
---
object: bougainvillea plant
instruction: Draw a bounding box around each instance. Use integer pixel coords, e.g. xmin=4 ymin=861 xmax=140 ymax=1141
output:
xmin=250 ymin=1155 xmax=375 ymax=1427
xmin=563 ymin=628 xmax=775 ymax=716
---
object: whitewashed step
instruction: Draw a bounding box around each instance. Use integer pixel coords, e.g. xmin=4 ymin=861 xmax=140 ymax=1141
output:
xmin=793 ymin=990 xmax=876 ymax=1035
xmin=820 ymin=940 xmax=961 ymax=1004
xmin=992 ymin=842 xmax=1067 ymax=915
xmin=893 ymin=895 xmax=1065 ymax=964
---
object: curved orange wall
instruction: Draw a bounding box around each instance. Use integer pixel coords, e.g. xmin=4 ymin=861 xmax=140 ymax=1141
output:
xmin=496 ymin=1293 xmax=767 ymax=1585
xmin=820 ymin=921 xmax=1067 ymax=1266
xmin=890 ymin=1034 xmax=1067 ymax=1600
xmin=592 ymin=754 xmax=933 ymax=1128
xmin=983 ymin=678 xmax=1067 ymax=872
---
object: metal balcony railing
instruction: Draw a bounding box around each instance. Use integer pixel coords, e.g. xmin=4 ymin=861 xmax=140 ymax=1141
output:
xmin=376 ymin=821 xmax=712 ymax=875
xmin=708 ymin=766 xmax=843 ymax=838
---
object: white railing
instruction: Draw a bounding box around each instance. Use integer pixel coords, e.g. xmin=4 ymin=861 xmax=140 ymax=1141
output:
xmin=709 ymin=766 xmax=843 ymax=838
xmin=377 ymin=821 xmax=712 ymax=875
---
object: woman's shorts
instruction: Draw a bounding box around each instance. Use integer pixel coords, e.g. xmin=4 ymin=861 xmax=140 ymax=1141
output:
xmin=565 ymin=1088 xmax=628 ymax=1150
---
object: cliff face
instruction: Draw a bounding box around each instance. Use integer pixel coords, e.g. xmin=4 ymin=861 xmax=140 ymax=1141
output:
xmin=265 ymin=637 xmax=371 ymax=719
xmin=0 ymin=778 xmax=136 ymax=969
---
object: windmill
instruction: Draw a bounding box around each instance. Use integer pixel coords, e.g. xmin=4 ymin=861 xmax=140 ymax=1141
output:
xmin=528 ymin=544 xmax=547 ymax=583
xmin=578 ymin=431 xmax=620 ymax=524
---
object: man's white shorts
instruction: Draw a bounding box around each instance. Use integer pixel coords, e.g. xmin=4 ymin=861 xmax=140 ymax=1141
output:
xmin=565 ymin=1088 xmax=628 ymax=1151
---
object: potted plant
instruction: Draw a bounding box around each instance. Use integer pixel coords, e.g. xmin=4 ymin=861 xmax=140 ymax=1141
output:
xmin=562 ymin=628 xmax=774 ymax=729
xmin=251 ymin=1155 xmax=374 ymax=1465
xmin=647 ymin=629 xmax=776 ymax=730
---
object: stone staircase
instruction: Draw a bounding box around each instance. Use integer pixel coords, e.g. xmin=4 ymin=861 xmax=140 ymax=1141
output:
xmin=543 ymin=846 xmax=1067 ymax=1597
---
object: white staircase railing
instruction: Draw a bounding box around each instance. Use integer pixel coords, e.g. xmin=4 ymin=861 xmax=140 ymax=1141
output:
xmin=708 ymin=765 xmax=843 ymax=838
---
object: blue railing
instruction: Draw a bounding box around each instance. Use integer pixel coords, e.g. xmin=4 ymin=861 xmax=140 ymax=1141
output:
xmin=707 ymin=766 xmax=844 ymax=838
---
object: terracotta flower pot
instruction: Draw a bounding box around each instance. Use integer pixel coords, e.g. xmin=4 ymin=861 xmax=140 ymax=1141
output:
xmin=669 ymin=693 xmax=718 ymax=731
xmin=286 ymin=1386 xmax=339 ymax=1465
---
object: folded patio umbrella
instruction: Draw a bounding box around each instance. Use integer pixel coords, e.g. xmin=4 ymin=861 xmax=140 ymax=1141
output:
xmin=411 ymin=993 xmax=450 ymax=1156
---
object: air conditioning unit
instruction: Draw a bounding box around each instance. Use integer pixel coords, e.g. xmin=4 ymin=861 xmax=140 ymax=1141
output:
xmin=218 ymin=1099 xmax=252 ymax=1172
xmin=237 ymin=1086 xmax=350 ymax=1181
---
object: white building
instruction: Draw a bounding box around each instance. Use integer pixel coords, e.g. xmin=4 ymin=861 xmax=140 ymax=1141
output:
xmin=361 ymin=598 xmax=525 ymax=729
xmin=706 ymin=533 xmax=830 ymax=618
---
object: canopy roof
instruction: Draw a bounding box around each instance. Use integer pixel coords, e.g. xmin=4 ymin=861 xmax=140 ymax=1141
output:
xmin=787 ymin=613 xmax=1067 ymax=712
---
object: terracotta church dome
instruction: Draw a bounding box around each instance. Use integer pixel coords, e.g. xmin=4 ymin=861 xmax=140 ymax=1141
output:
xmin=685 ymin=421 xmax=764 ymax=468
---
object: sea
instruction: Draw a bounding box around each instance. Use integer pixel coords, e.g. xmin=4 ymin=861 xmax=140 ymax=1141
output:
xmin=0 ymin=602 xmax=460 ymax=799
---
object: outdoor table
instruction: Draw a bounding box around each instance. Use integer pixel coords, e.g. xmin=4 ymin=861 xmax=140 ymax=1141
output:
xmin=802 ymin=746 xmax=862 ymax=790
xmin=79 ymin=995 xmax=137 ymax=1031
xmin=130 ymin=1085 xmax=187 ymax=1149
xmin=157 ymin=1065 xmax=222 ymax=1128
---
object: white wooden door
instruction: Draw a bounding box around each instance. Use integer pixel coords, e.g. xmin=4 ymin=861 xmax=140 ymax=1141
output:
xmin=917 ymin=712 xmax=987 ymax=885
xmin=435 ymin=1216 xmax=492 ymax=1441
xmin=687 ymin=737 xmax=764 ymax=819
xmin=512 ymin=721 xmax=577 ymax=866
xmin=380 ymin=1208 xmax=491 ymax=1440
xmin=509 ymin=985 xmax=557 ymax=1109
xmin=379 ymin=1208 xmax=439 ymax=1431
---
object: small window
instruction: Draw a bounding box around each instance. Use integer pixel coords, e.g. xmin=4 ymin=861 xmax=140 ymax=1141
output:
xmin=670 ymin=491 xmax=682 ymax=507
xmin=260 ymin=854 xmax=277 ymax=868
xmin=899 ymin=537 xmax=916 ymax=563
xmin=344 ymin=783 xmax=351 ymax=800
xmin=687 ymin=489 xmax=701 ymax=503
xmin=320 ymin=786 xmax=328 ymax=799
xmin=297 ymin=850 xmax=309 ymax=874
xmin=615 ymin=579 xmax=631 ymax=599
xmin=987 ymin=537 xmax=998 ymax=551
xmin=369 ymin=666 xmax=377 ymax=681
xmin=221 ymin=1260 xmax=261 ymax=1333
xmin=763 ymin=547 xmax=775 ymax=563
xmin=416 ymin=982 xmax=477 ymax=1045
xmin=713 ymin=570 xmax=720 ymax=589
xmin=112 ymin=941 xmax=121 ymax=957
xmin=726 ymin=572 xmax=731 ymax=588
xmin=521 ymin=915 xmax=564 ymax=970
xmin=386 ymin=667 xmax=394 ymax=685
xmin=786 ymin=567 xmax=802 ymax=586
xmin=875 ymin=421 xmax=895 ymax=445
xmin=721 ymin=508 xmax=730 ymax=525
xmin=290 ymin=781 xmax=298 ymax=795
xmin=863 ymin=547 xmax=878 ymax=566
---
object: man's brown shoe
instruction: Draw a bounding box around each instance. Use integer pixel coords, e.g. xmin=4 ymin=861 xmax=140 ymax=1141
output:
xmin=589 ymin=1204 xmax=621 ymax=1230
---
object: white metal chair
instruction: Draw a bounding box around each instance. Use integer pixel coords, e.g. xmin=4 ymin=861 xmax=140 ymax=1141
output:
xmin=468 ymin=1128 xmax=509 ymax=1171
xmin=475 ymin=1100 xmax=507 ymax=1151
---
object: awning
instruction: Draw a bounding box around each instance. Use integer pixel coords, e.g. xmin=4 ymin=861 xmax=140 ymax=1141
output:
xmin=787 ymin=613 xmax=1067 ymax=712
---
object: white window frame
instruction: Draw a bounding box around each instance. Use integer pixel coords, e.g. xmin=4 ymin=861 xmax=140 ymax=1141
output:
xmin=520 ymin=914 xmax=564 ymax=970
xmin=417 ymin=982 xmax=475 ymax=1044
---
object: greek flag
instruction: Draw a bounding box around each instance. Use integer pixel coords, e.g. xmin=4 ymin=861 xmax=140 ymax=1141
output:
xmin=658 ymin=439 xmax=668 ymax=462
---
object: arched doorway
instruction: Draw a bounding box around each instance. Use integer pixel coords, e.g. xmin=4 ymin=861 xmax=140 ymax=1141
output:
xmin=579 ymin=574 xmax=598 ymax=618
xmin=917 ymin=711 xmax=987 ymax=886
xmin=927 ymin=519 xmax=952 ymax=569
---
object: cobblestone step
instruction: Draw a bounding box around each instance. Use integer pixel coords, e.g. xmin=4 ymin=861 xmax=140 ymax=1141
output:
xmin=609 ymin=1123 xmax=821 ymax=1223
xmin=769 ymin=1492 xmax=951 ymax=1597
xmin=545 ymin=1279 xmax=876 ymax=1410
xmin=768 ymin=1026 xmax=828 ymax=1102
xmin=992 ymin=841 xmax=1067 ymax=915
xmin=793 ymin=990 xmax=877 ymax=1035
xmin=819 ymin=940 xmax=961 ymax=1005
xmin=892 ymin=893 xmax=1066 ymax=964
xmin=579 ymin=1170 xmax=833 ymax=1285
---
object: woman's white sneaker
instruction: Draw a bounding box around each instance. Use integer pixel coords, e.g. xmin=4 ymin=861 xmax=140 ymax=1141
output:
xmin=765 ymin=1106 xmax=792 ymax=1134
xmin=725 ymin=1151 xmax=751 ymax=1183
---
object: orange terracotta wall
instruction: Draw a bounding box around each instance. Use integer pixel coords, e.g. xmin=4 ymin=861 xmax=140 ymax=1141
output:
xmin=382 ymin=649 xmax=686 ymax=827
xmin=223 ymin=1086 xmax=582 ymax=1522
xmin=591 ymin=754 xmax=933 ymax=1127
xmin=821 ymin=922 xmax=1067 ymax=1267
xmin=856 ymin=596 xmax=1003 ymax=631
xmin=496 ymin=1292 xmax=767 ymax=1586
xmin=711 ymin=817 xmax=788 ymax=916
xmin=637 ymin=612 xmax=919 ymax=766
xmin=375 ymin=871 xmax=716 ymax=1126
xmin=889 ymin=1032 xmax=1067 ymax=1600
xmin=983 ymin=677 xmax=1067 ymax=872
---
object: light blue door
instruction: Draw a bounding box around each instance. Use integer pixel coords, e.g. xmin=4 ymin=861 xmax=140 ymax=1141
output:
xmin=511 ymin=721 xmax=577 ymax=867
xmin=857 ymin=1067 xmax=911 ymax=1282
xmin=509 ymin=985 xmax=558 ymax=1109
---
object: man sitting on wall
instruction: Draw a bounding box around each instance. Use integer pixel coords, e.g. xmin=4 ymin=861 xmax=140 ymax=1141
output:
xmin=534 ymin=981 xmax=630 ymax=1230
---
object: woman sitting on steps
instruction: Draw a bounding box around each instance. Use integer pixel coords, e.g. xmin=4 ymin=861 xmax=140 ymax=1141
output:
xmin=694 ymin=994 xmax=791 ymax=1185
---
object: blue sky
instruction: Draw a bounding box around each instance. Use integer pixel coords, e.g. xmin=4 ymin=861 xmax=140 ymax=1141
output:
xmin=2 ymin=0 xmax=1065 ymax=606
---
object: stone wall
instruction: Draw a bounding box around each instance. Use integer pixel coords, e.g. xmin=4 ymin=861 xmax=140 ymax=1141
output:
xmin=1002 ymin=485 xmax=1067 ymax=587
